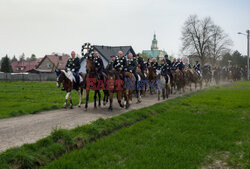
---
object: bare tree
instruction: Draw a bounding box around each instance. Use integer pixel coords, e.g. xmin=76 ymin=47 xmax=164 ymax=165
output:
xmin=181 ymin=15 xmax=231 ymax=66
xmin=208 ymin=25 xmax=232 ymax=66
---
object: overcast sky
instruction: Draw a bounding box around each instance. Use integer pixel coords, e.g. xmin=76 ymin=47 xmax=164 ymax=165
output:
xmin=0 ymin=0 xmax=249 ymax=59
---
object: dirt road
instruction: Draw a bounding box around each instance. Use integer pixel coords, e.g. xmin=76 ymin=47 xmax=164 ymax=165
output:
xmin=0 ymin=83 xmax=218 ymax=152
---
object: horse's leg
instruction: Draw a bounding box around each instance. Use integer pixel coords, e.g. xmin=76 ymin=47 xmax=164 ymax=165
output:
xmin=94 ymin=90 xmax=97 ymax=108
xmin=98 ymin=90 xmax=101 ymax=107
xmin=103 ymin=90 xmax=107 ymax=106
xmin=69 ymin=93 xmax=73 ymax=109
xmin=108 ymin=91 xmax=113 ymax=110
xmin=85 ymin=90 xmax=89 ymax=110
xmin=63 ymin=92 xmax=70 ymax=109
xmin=78 ymin=89 xmax=82 ymax=107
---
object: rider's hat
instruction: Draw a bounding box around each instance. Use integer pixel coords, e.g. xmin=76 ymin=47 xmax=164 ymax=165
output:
xmin=110 ymin=55 xmax=116 ymax=58
xmin=164 ymin=54 xmax=168 ymax=58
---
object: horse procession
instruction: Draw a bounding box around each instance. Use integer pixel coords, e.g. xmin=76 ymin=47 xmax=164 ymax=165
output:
xmin=55 ymin=43 xmax=247 ymax=111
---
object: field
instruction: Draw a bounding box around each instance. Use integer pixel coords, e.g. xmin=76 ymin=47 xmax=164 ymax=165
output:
xmin=0 ymin=81 xmax=249 ymax=169
xmin=0 ymin=81 xmax=94 ymax=119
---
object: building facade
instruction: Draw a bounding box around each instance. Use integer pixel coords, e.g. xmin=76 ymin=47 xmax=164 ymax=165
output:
xmin=142 ymin=34 xmax=167 ymax=61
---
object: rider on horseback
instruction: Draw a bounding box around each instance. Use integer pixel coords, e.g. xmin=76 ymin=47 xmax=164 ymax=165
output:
xmin=114 ymin=51 xmax=127 ymax=79
xmin=175 ymin=58 xmax=185 ymax=76
xmin=127 ymin=53 xmax=138 ymax=88
xmin=93 ymin=51 xmax=104 ymax=80
xmin=149 ymin=58 xmax=158 ymax=70
xmin=135 ymin=53 xmax=145 ymax=75
xmin=106 ymin=55 xmax=116 ymax=71
xmin=159 ymin=59 xmax=168 ymax=82
xmin=193 ymin=61 xmax=201 ymax=77
xmin=164 ymin=54 xmax=173 ymax=81
xmin=65 ymin=51 xmax=81 ymax=90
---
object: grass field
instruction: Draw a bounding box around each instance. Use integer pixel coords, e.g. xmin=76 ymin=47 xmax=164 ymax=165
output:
xmin=0 ymin=81 xmax=94 ymax=119
xmin=0 ymin=81 xmax=249 ymax=169
xmin=43 ymin=81 xmax=250 ymax=169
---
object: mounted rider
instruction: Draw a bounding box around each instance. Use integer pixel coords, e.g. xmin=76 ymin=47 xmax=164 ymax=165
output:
xmin=175 ymin=58 xmax=185 ymax=76
xmin=135 ymin=53 xmax=145 ymax=75
xmin=65 ymin=51 xmax=81 ymax=90
xmin=106 ymin=55 xmax=116 ymax=71
xmin=158 ymin=59 xmax=169 ymax=82
xmin=171 ymin=58 xmax=177 ymax=69
xmin=148 ymin=57 xmax=158 ymax=70
xmin=113 ymin=50 xmax=127 ymax=79
xmin=164 ymin=54 xmax=173 ymax=81
xmin=193 ymin=61 xmax=201 ymax=77
xmin=93 ymin=51 xmax=104 ymax=80
xmin=127 ymin=53 xmax=138 ymax=83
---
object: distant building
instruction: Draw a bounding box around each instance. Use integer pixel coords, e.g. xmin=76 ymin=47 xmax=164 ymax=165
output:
xmin=142 ymin=34 xmax=167 ymax=61
xmin=79 ymin=45 xmax=136 ymax=73
xmin=11 ymin=60 xmax=40 ymax=73
xmin=33 ymin=55 xmax=69 ymax=73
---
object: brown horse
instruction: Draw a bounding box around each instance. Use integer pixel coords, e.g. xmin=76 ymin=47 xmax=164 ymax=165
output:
xmin=147 ymin=67 xmax=158 ymax=95
xmin=56 ymin=70 xmax=85 ymax=109
xmin=106 ymin=70 xmax=129 ymax=110
xmin=85 ymin=58 xmax=102 ymax=110
xmin=175 ymin=69 xmax=185 ymax=93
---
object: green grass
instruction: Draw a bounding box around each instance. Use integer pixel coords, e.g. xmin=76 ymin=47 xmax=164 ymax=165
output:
xmin=0 ymin=81 xmax=95 ymax=119
xmin=0 ymin=82 xmax=249 ymax=169
xmin=43 ymin=81 xmax=250 ymax=169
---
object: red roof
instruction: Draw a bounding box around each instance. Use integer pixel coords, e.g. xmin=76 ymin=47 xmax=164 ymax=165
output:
xmin=11 ymin=60 xmax=40 ymax=73
xmin=36 ymin=55 xmax=69 ymax=70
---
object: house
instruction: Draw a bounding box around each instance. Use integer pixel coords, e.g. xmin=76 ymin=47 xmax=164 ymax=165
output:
xmin=11 ymin=60 xmax=40 ymax=73
xmin=34 ymin=55 xmax=69 ymax=73
xmin=142 ymin=34 xmax=167 ymax=61
xmin=79 ymin=45 xmax=136 ymax=73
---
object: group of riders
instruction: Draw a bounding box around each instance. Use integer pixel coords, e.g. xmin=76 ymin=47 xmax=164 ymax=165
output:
xmin=64 ymin=50 xmax=203 ymax=90
xmin=57 ymin=48 xmax=246 ymax=110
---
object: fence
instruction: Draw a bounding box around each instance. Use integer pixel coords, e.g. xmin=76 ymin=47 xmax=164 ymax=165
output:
xmin=0 ymin=73 xmax=56 ymax=81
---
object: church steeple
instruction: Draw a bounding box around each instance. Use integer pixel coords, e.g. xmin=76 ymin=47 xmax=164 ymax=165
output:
xmin=151 ymin=33 xmax=158 ymax=50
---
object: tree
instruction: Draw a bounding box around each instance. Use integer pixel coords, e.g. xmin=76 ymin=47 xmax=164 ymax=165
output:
xmin=181 ymin=15 xmax=232 ymax=65
xmin=220 ymin=50 xmax=247 ymax=67
xmin=1 ymin=55 xmax=12 ymax=72
xmin=27 ymin=54 xmax=37 ymax=61
xmin=138 ymin=53 xmax=149 ymax=61
xmin=11 ymin=55 xmax=18 ymax=63
xmin=19 ymin=53 xmax=25 ymax=61
xmin=208 ymin=25 xmax=232 ymax=65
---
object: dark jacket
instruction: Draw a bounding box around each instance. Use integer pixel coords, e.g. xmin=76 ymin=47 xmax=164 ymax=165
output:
xmin=65 ymin=57 xmax=80 ymax=71
xmin=93 ymin=57 xmax=104 ymax=72
xmin=114 ymin=56 xmax=127 ymax=71
xmin=164 ymin=59 xmax=172 ymax=68
xmin=176 ymin=61 xmax=184 ymax=70
xmin=127 ymin=58 xmax=138 ymax=73
xmin=106 ymin=60 xmax=115 ymax=71
xmin=193 ymin=63 xmax=201 ymax=71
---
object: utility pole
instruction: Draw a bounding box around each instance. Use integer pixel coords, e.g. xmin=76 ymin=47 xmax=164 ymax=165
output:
xmin=247 ymin=30 xmax=250 ymax=81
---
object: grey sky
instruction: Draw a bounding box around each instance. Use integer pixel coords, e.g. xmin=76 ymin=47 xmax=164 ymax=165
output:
xmin=0 ymin=0 xmax=249 ymax=59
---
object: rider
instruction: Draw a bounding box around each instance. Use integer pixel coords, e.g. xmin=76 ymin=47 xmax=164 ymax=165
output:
xmin=113 ymin=50 xmax=127 ymax=79
xmin=106 ymin=55 xmax=116 ymax=71
xmin=158 ymin=59 xmax=168 ymax=82
xmin=93 ymin=51 xmax=104 ymax=80
xmin=127 ymin=53 xmax=138 ymax=81
xmin=65 ymin=51 xmax=81 ymax=90
xmin=149 ymin=57 xmax=158 ymax=70
xmin=135 ymin=53 xmax=145 ymax=75
xmin=171 ymin=58 xmax=177 ymax=69
xmin=175 ymin=58 xmax=185 ymax=76
xmin=193 ymin=60 xmax=201 ymax=77
xmin=164 ymin=54 xmax=173 ymax=81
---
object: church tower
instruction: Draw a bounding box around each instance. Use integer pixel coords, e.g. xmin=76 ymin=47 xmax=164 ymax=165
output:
xmin=151 ymin=33 xmax=158 ymax=50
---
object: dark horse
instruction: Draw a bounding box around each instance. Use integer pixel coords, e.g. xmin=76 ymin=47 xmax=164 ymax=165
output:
xmin=56 ymin=70 xmax=85 ymax=109
xmin=106 ymin=70 xmax=129 ymax=110
xmin=85 ymin=58 xmax=105 ymax=110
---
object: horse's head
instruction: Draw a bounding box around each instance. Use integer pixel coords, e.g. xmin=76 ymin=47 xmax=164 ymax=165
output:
xmin=55 ymin=69 xmax=65 ymax=88
xmin=86 ymin=58 xmax=95 ymax=73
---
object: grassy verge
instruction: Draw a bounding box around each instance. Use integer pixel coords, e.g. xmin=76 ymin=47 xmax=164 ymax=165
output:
xmin=0 ymin=81 xmax=96 ymax=119
xmin=0 ymin=81 xmax=249 ymax=169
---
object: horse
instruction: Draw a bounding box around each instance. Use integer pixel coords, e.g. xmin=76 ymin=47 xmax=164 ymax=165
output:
xmin=147 ymin=67 xmax=158 ymax=95
xmin=106 ymin=69 xmax=129 ymax=110
xmin=156 ymin=70 xmax=170 ymax=101
xmin=56 ymin=69 xmax=85 ymax=109
xmin=85 ymin=58 xmax=102 ymax=110
xmin=202 ymin=66 xmax=212 ymax=86
xmin=175 ymin=69 xmax=185 ymax=94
